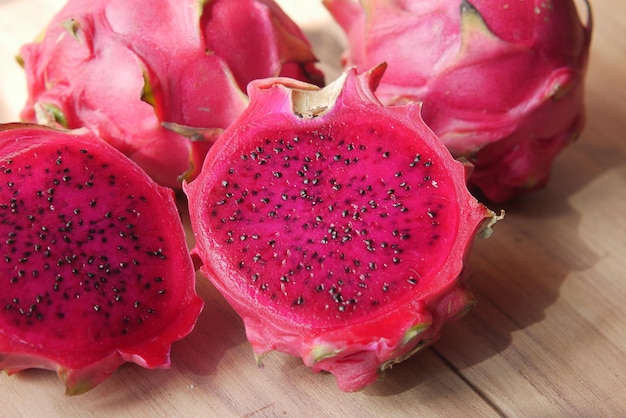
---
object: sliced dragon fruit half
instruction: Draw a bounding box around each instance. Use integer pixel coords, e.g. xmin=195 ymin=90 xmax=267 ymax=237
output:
xmin=185 ymin=65 xmax=500 ymax=391
xmin=0 ymin=123 xmax=203 ymax=395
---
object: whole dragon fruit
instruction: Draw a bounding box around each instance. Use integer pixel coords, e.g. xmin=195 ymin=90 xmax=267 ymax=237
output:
xmin=185 ymin=65 xmax=500 ymax=391
xmin=324 ymin=0 xmax=593 ymax=202
xmin=0 ymin=123 xmax=203 ymax=395
xmin=18 ymin=0 xmax=324 ymax=189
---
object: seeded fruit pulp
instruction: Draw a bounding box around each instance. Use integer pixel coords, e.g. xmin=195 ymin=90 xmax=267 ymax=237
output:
xmin=186 ymin=66 xmax=498 ymax=391
xmin=0 ymin=124 xmax=203 ymax=395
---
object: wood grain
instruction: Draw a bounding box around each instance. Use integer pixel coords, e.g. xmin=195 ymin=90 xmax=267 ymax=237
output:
xmin=1 ymin=0 xmax=625 ymax=416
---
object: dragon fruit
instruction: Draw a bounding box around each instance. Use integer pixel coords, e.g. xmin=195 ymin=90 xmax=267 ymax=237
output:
xmin=324 ymin=0 xmax=593 ymax=202
xmin=0 ymin=123 xmax=203 ymax=395
xmin=184 ymin=65 xmax=500 ymax=391
xmin=18 ymin=0 xmax=324 ymax=189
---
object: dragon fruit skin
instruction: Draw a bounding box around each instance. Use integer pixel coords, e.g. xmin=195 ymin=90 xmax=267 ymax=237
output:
xmin=18 ymin=0 xmax=324 ymax=189
xmin=185 ymin=65 xmax=499 ymax=391
xmin=0 ymin=123 xmax=203 ymax=395
xmin=324 ymin=0 xmax=592 ymax=202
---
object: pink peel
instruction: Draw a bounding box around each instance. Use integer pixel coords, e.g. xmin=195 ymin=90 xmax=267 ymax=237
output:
xmin=19 ymin=0 xmax=324 ymax=189
xmin=325 ymin=0 xmax=592 ymax=202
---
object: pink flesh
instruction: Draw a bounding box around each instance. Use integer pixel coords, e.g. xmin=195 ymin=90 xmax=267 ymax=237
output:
xmin=199 ymin=118 xmax=460 ymax=326
xmin=0 ymin=126 xmax=202 ymax=372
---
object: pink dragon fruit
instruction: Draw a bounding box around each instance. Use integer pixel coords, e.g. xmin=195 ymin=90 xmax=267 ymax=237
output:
xmin=0 ymin=123 xmax=203 ymax=395
xmin=18 ymin=0 xmax=324 ymax=189
xmin=184 ymin=65 xmax=501 ymax=391
xmin=324 ymin=0 xmax=593 ymax=202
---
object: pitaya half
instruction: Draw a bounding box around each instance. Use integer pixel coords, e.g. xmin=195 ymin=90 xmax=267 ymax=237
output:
xmin=0 ymin=123 xmax=203 ymax=395
xmin=18 ymin=0 xmax=324 ymax=189
xmin=184 ymin=65 xmax=500 ymax=391
xmin=324 ymin=0 xmax=593 ymax=202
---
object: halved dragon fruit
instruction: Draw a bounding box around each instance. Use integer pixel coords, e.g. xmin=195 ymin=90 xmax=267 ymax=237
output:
xmin=185 ymin=65 xmax=500 ymax=391
xmin=18 ymin=0 xmax=324 ymax=189
xmin=324 ymin=0 xmax=593 ymax=202
xmin=0 ymin=123 xmax=203 ymax=395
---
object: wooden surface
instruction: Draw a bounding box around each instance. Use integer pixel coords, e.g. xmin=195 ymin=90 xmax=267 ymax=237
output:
xmin=1 ymin=0 xmax=625 ymax=416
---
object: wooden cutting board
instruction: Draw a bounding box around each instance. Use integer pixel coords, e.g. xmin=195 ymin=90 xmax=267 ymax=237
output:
xmin=1 ymin=1 xmax=625 ymax=416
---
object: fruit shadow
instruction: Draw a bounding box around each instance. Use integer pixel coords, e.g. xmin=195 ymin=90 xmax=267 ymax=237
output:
xmin=302 ymin=24 xmax=346 ymax=85
xmin=167 ymin=194 xmax=250 ymax=377
xmin=168 ymin=276 xmax=248 ymax=378
xmin=368 ymin=128 xmax=621 ymax=395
